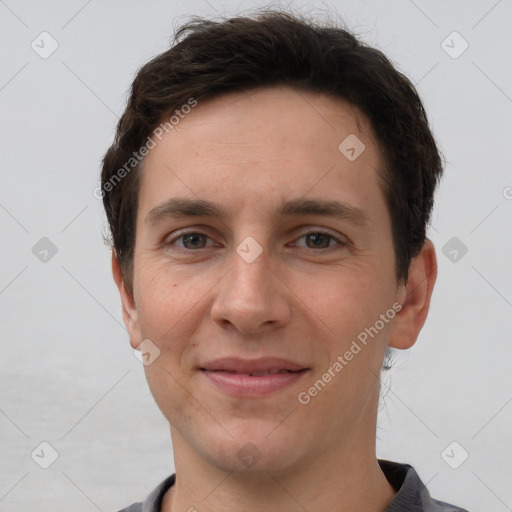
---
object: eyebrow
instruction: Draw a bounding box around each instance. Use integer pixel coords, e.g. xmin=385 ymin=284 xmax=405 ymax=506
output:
xmin=145 ymin=197 xmax=372 ymax=229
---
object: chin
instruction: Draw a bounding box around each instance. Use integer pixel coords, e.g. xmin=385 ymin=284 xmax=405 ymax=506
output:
xmin=197 ymin=421 xmax=305 ymax=475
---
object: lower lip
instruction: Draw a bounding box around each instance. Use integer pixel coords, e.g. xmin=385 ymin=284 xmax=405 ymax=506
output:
xmin=201 ymin=369 xmax=309 ymax=397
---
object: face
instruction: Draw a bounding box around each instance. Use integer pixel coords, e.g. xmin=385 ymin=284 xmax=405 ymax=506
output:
xmin=119 ymin=85 xmax=410 ymax=474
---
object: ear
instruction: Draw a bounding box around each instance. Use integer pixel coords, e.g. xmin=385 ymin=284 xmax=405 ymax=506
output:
xmin=389 ymin=239 xmax=437 ymax=350
xmin=112 ymin=251 xmax=142 ymax=349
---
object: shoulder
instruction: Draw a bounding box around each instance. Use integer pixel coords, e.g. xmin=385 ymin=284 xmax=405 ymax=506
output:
xmin=115 ymin=474 xmax=176 ymax=512
xmin=115 ymin=504 xmax=142 ymax=512
xmin=379 ymin=460 xmax=469 ymax=512
xmin=427 ymin=497 xmax=470 ymax=512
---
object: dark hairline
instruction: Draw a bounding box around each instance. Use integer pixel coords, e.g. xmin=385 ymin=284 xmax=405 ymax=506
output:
xmin=103 ymin=10 xmax=443 ymax=297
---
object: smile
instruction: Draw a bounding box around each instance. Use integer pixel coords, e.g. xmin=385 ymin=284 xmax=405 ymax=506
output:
xmin=200 ymin=368 xmax=309 ymax=396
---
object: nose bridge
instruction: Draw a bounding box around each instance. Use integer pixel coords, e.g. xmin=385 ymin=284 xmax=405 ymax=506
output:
xmin=211 ymin=235 xmax=290 ymax=333
xmin=232 ymin=237 xmax=272 ymax=293
xmin=227 ymin=237 xmax=274 ymax=308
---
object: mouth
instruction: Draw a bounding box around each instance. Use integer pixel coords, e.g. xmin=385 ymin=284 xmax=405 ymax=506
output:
xmin=199 ymin=357 xmax=310 ymax=396
xmin=202 ymin=368 xmax=306 ymax=376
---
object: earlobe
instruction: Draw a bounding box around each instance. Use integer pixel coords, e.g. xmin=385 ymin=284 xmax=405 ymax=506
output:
xmin=111 ymin=251 xmax=142 ymax=349
xmin=388 ymin=240 xmax=437 ymax=350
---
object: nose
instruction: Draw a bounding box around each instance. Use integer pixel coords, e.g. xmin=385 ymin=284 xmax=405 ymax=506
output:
xmin=210 ymin=244 xmax=292 ymax=335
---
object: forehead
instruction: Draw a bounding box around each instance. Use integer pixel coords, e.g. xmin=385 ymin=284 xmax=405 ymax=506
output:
xmin=138 ymin=85 xmax=386 ymax=222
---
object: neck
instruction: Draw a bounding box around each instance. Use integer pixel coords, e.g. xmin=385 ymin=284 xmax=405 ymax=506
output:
xmin=162 ymin=426 xmax=395 ymax=512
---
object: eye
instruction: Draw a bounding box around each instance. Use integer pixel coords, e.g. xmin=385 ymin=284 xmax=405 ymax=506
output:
xmin=166 ymin=231 xmax=215 ymax=251
xmin=294 ymin=231 xmax=346 ymax=250
xmin=165 ymin=229 xmax=347 ymax=253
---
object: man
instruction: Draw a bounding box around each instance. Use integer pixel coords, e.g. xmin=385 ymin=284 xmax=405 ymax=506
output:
xmin=101 ymin=10 xmax=468 ymax=512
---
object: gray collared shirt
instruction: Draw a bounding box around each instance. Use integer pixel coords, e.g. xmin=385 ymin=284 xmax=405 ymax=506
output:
xmin=116 ymin=460 xmax=469 ymax=512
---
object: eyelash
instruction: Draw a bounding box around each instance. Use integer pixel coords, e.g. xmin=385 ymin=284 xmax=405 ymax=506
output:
xmin=165 ymin=229 xmax=347 ymax=253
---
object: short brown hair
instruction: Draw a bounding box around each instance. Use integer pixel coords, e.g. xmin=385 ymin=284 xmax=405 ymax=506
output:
xmin=101 ymin=10 xmax=443 ymax=295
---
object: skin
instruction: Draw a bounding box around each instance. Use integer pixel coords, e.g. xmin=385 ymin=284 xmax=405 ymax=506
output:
xmin=113 ymin=85 xmax=437 ymax=512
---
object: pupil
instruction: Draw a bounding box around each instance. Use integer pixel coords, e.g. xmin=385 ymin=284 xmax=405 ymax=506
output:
xmin=184 ymin=233 xmax=205 ymax=249
xmin=307 ymin=233 xmax=329 ymax=249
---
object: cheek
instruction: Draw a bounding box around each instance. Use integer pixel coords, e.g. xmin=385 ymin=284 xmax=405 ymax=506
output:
xmin=143 ymin=358 xmax=197 ymax=432
xmin=134 ymin=257 xmax=203 ymax=339
xmin=292 ymin=266 xmax=390 ymax=337
xmin=135 ymin=265 xmax=201 ymax=420
xmin=133 ymin=257 xmax=218 ymax=380
xmin=294 ymin=268 xmax=397 ymax=400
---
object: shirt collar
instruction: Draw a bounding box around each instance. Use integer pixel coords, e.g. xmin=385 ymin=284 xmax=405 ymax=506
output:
xmin=138 ymin=460 xmax=466 ymax=512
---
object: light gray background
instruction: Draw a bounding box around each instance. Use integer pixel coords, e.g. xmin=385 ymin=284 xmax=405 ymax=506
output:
xmin=1 ymin=0 xmax=511 ymax=510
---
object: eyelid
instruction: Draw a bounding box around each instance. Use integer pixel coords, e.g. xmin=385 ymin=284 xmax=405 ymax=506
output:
xmin=165 ymin=226 xmax=348 ymax=251
xmin=295 ymin=226 xmax=348 ymax=243
xmin=165 ymin=228 xmax=217 ymax=249
xmin=291 ymin=229 xmax=348 ymax=250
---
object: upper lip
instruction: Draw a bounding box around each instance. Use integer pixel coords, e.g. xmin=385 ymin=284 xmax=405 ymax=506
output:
xmin=200 ymin=357 xmax=307 ymax=373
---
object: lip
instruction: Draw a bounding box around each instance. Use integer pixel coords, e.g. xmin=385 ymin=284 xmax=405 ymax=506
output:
xmin=200 ymin=357 xmax=307 ymax=373
xmin=199 ymin=357 xmax=310 ymax=397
